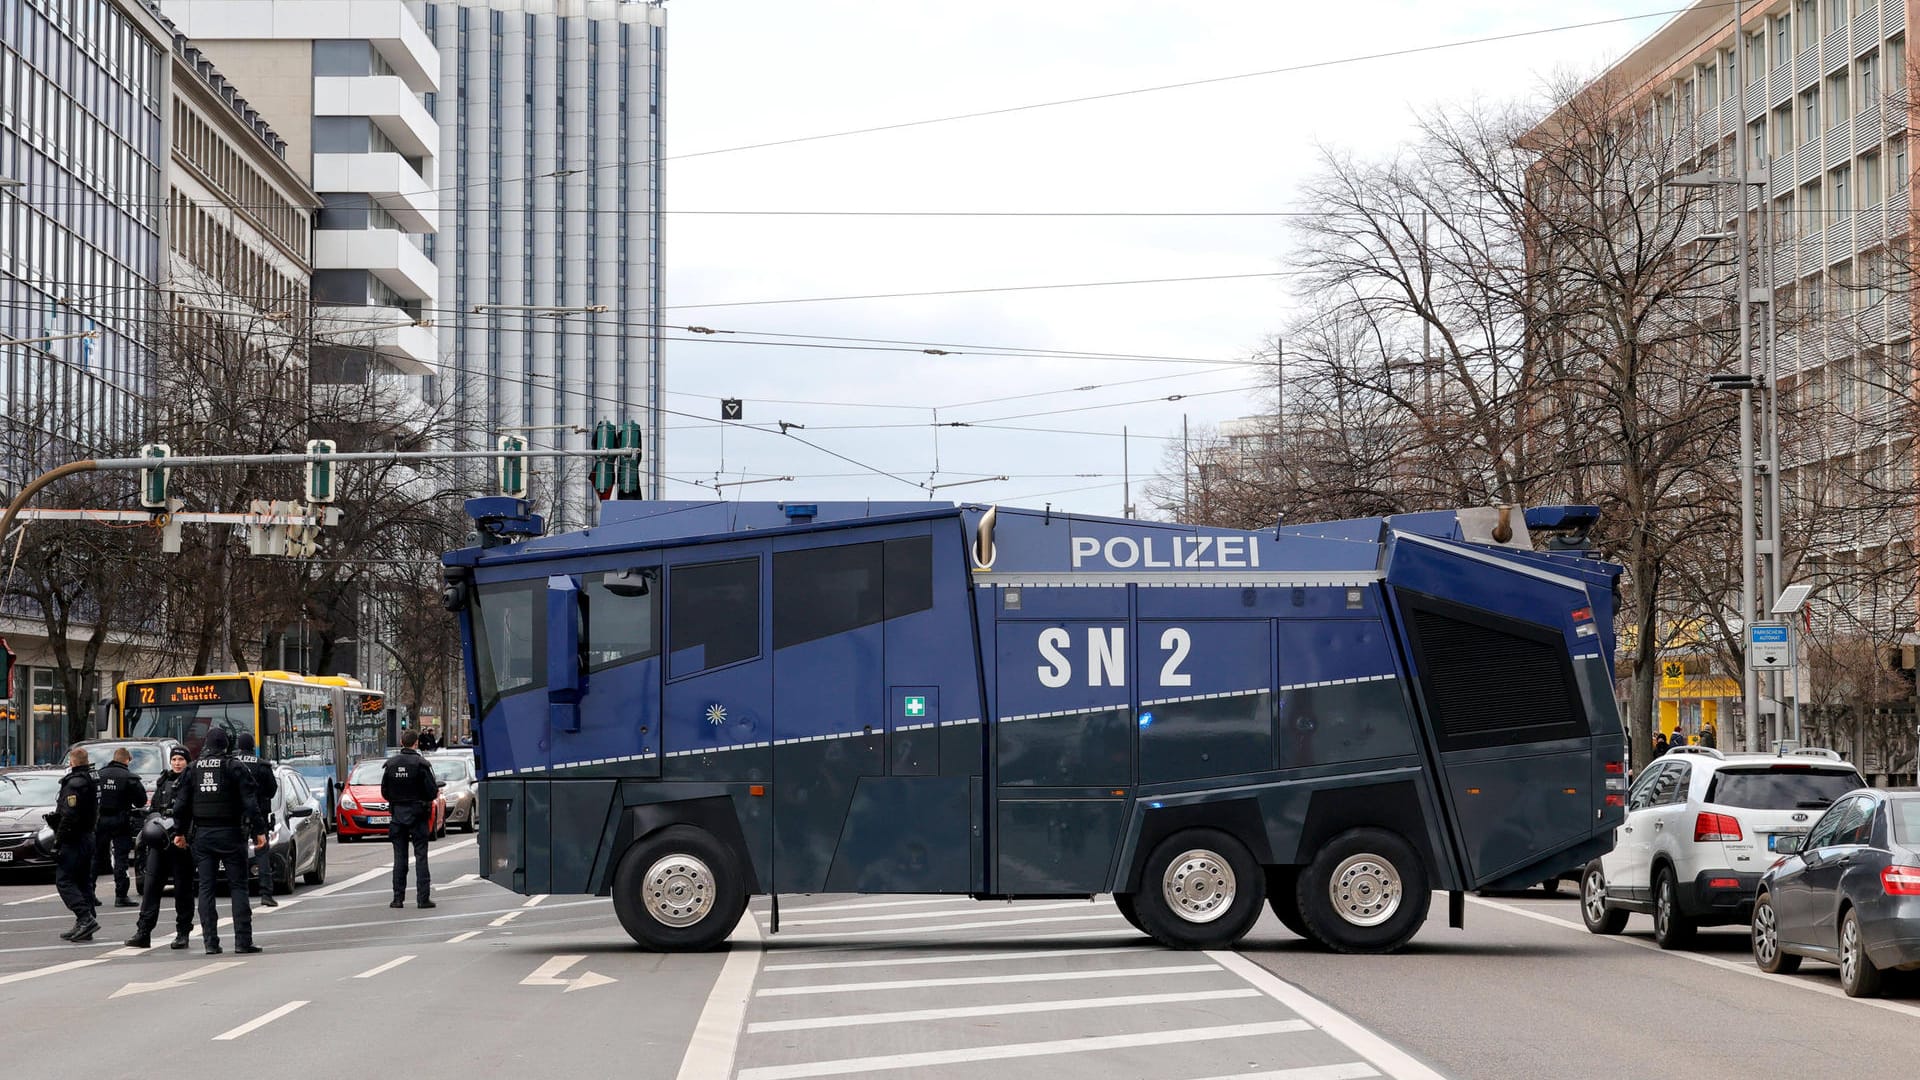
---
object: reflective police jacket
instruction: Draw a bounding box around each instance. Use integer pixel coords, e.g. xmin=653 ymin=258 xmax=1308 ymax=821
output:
xmin=380 ymin=749 xmax=439 ymax=826
xmin=50 ymin=765 xmax=99 ymax=841
xmin=95 ymin=760 xmax=148 ymax=831
xmin=232 ymin=752 xmax=277 ymax=820
xmin=171 ymin=754 xmax=263 ymax=836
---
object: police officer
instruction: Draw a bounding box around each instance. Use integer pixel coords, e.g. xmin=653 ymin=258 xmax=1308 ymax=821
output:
xmin=127 ymin=746 xmax=198 ymax=949
xmin=171 ymin=729 xmax=265 ymax=955
xmin=234 ymin=733 xmax=279 ymax=908
xmin=382 ymin=730 xmax=440 ymax=909
xmin=49 ymin=748 xmax=100 ymax=943
xmin=93 ymin=747 xmax=148 ymax=908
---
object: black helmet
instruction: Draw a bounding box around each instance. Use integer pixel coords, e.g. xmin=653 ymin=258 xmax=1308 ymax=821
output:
xmin=33 ymin=824 xmax=57 ymax=858
xmin=204 ymin=728 xmax=230 ymax=755
xmin=140 ymin=813 xmax=172 ymax=848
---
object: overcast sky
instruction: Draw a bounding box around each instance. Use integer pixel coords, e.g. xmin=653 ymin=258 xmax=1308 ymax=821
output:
xmin=659 ymin=0 xmax=1665 ymax=515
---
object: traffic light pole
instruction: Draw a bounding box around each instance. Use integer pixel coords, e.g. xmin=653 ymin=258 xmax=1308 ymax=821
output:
xmin=0 ymin=446 xmax=639 ymax=552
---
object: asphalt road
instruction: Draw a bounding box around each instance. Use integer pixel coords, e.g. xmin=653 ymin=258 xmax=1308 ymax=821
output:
xmin=3 ymin=847 xmax=1916 ymax=1079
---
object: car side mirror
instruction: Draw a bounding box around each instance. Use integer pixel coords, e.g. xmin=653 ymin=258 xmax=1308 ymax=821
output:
xmin=288 ymin=805 xmax=315 ymax=818
xmin=1774 ymin=834 xmax=1806 ymax=855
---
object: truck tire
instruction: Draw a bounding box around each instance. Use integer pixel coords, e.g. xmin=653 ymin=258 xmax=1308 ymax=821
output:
xmin=1580 ymin=861 xmax=1628 ymax=935
xmin=1265 ymin=868 xmax=1313 ymax=941
xmin=1131 ymin=828 xmax=1265 ymax=950
xmin=1295 ymin=827 xmax=1431 ymax=954
xmin=612 ymin=824 xmax=748 ymax=952
xmin=1651 ymin=866 xmax=1695 ymax=950
xmin=1113 ymin=893 xmax=1146 ymax=935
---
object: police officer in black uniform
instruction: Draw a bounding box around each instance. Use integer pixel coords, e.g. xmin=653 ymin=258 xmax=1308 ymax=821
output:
xmin=234 ymin=733 xmax=279 ymax=907
xmin=171 ymin=729 xmax=265 ymax=955
xmin=382 ymin=730 xmax=440 ymax=909
xmin=49 ymin=748 xmax=100 ymax=943
xmin=93 ymin=747 xmax=148 ymax=908
xmin=127 ymin=746 xmax=198 ymax=949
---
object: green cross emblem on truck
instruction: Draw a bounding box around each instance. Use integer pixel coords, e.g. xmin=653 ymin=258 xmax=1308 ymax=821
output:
xmin=903 ymin=696 xmax=927 ymax=718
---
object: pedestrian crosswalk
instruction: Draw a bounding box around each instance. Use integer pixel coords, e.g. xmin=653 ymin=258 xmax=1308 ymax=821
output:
xmin=728 ymin=894 xmax=1435 ymax=1080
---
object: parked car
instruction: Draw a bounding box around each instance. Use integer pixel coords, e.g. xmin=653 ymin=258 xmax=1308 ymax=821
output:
xmin=135 ymin=765 xmax=328 ymax=896
xmin=1751 ymin=788 xmax=1920 ymax=997
xmin=71 ymin=737 xmax=185 ymax=788
xmin=1581 ymin=746 xmax=1864 ymax=947
xmin=0 ymin=768 xmax=64 ymax=871
xmin=427 ymin=752 xmax=477 ymax=833
xmin=335 ymin=757 xmax=446 ymax=841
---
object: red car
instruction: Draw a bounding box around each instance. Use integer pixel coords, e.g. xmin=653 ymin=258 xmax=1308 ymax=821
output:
xmin=335 ymin=757 xmax=446 ymax=841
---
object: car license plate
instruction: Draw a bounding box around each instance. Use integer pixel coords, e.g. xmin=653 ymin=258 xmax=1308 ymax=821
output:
xmin=1768 ymin=832 xmax=1802 ymax=851
xmin=0 ymin=851 xmax=12 ymax=862
xmin=369 ymin=816 xmax=390 ymax=826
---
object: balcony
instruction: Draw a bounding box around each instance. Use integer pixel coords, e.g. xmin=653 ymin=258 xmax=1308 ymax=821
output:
xmin=315 ymin=304 xmax=437 ymax=376
xmin=315 ymin=229 xmax=437 ymax=303
xmin=312 ymin=152 xmax=437 ymax=233
xmin=313 ymin=76 xmax=437 ymax=157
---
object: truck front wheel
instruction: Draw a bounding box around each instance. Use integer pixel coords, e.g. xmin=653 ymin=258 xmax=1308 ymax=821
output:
xmin=1295 ymin=827 xmax=1431 ymax=954
xmin=612 ymin=824 xmax=749 ymax=952
xmin=1131 ymin=828 xmax=1265 ymax=950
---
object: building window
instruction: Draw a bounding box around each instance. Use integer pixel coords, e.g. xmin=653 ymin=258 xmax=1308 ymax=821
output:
xmin=1702 ymin=64 xmax=1719 ymax=108
xmin=1795 ymin=0 xmax=1819 ymax=51
xmin=1858 ymin=51 xmax=1880 ymax=109
xmin=1890 ymin=37 xmax=1907 ymax=101
xmin=1861 ymin=150 xmax=1882 ymax=204
xmin=1822 ymin=0 xmax=1847 ymax=33
xmin=1828 ymin=72 xmax=1850 ymax=127
xmin=1772 ymin=104 xmax=1794 ymax=158
xmin=1773 ymin=14 xmax=1791 ymax=68
xmin=1773 ymin=192 xmax=1796 ymax=241
xmin=1894 ymin=136 xmax=1909 ymax=194
xmin=1746 ymin=31 xmax=1766 ymax=81
xmin=1830 ymin=165 xmax=1851 ymax=223
xmin=1800 ymin=179 xmax=1823 ymax=232
xmin=1800 ymin=86 xmax=1821 ymax=141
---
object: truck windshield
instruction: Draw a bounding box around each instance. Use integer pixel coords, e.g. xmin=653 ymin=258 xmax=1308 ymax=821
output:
xmin=1705 ymin=767 xmax=1861 ymax=809
xmin=470 ymin=580 xmax=544 ymax=716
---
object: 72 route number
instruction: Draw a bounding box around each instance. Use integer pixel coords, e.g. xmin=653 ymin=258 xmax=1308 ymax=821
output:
xmin=1036 ymin=627 xmax=1190 ymax=689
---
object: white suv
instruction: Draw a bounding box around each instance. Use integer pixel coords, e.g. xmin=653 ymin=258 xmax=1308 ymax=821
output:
xmin=1581 ymin=746 xmax=1863 ymax=948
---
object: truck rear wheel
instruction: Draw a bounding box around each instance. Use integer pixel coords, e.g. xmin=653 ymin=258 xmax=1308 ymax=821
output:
xmin=612 ymin=825 xmax=748 ymax=952
xmin=1131 ymin=828 xmax=1265 ymax=950
xmin=1295 ymin=827 xmax=1430 ymax=954
xmin=1265 ymin=867 xmax=1313 ymax=941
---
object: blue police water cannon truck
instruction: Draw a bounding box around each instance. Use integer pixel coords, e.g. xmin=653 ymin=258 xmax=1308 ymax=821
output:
xmin=443 ymin=498 xmax=1627 ymax=953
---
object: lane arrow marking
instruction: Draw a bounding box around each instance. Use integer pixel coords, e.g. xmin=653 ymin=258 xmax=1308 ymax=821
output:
xmin=111 ymin=960 xmax=244 ymax=998
xmin=520 ymin=954 xmax=617 ymax=993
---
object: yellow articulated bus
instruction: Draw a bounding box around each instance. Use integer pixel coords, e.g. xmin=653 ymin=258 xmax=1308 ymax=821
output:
xmin=106 ymin=671 xmax=387 ymax=794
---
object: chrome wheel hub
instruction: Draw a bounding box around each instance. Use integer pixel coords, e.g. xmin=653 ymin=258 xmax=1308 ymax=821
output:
xmin=1753 ymin=902 xmax=1777 ymax=965
xmin=642 ymin=853 xmax=715 ymax=928
xmin=1161 ymin=849 xmax=1236 ymax=924
xmin=1841 ymin=919 xmax=1859 ymax=985
xmin=1583 ymin=870 xmax=1607 ymax=924
xmin=1329 ymin=853 xmax=1402 ymax=927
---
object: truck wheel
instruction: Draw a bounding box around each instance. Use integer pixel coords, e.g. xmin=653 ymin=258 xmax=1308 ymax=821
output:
xmin=1295 ymin=827 xmax=1431 ymax=954
xmin=612 ymin=825 xmax=748 ymax=952
xmin=1651 ymin=867 xmax=1695 ymax=950
xmin=1580 ymin=861 xmax=1628 ymax=935
xmin=1112 ymin=893 xmax=1146 ymax=935
xmin=1265 ymin=868 xmax=1313 ymax=941
xmin=1131 ymin=828 xmax=1265 ymax=950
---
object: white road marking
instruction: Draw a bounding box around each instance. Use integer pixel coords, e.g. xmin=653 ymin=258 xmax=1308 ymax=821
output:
xmin=775 ymin=899 xmax=1096 ymax=927
xmin=489 ymin=910 xmax=524 ymax=927
xmin=353 ymin=955 xmax=417 ymax=979
xmin=747 ymin=987 xmax=1262 ymax=1033
xmin=520 ymin=954 xmax=616 ymax=992
xmin=1469 ymin=896 xmax=1920 ymax=1021
xmin=674 ymin=912 xmax=763 ymax=1080
xmin=522 ymin=893 xmax=548 ymax=908
xmin=768 ymin=911 xmax=1126 ymax=939
xmin=445 ymin=931 xmax=481 ymax=944
xmin=299 ymin=865 xmax=392 ymax=899
xmin=0 ymin=957 xmax=114 ymax=986
xmin=762 ymin=895 xmax=978 ymax=915
xmin=757 ymin=961 xmax=1219 ymax=996
xmin=1184 ymin=1067 xmax=1379 ymax=1080
xmin=1210 ymin=949 xmax=1448 ymax=1080
xmin=733 ymin=1019 xmax=1312 ymax=1080
xmin=0 ymin=913 xmax=72 ymax=924
xmin=111 ymin=960 xmax=244 ymax=998
xmin=3 ymin=893 xmax=57 ymax=906
xmin=763 ymin=945 xmax=1158 ymax=971
xmin=213 ymin=1000 xmax=309 ymax=1041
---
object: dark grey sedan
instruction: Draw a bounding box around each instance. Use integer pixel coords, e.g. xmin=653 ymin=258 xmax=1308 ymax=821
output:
xmin=1751 ymin=789 xmax=1920 ymax=997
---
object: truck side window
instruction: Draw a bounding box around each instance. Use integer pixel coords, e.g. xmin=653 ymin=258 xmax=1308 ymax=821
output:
xmin=669 ymin=558 xmax=761 ymax=676
xmin=583 ymin=577 xmax=660 ymax=671
xmin=775 ymin=543 xmax=883 ymax=649
xmin=472 ymin=579 xmax=546 ymax=714
xmin=882 ymin=536 xmax=933 ymax=619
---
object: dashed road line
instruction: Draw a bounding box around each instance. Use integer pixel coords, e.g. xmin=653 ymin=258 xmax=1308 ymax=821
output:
xmin=746 ymin=987 xmax=1262 ymax=1033
xmin=353 ymin=955 xmax=417 ymax=979
xmin=489 ymin=910 xmax=524 ymax=927
xmin=0 ymin=956 xmax=114 ymax=986
xmin=522 ymin=894 xmax=548 ymax=908
xmin=3 ymin=893 xmax=57 ymax=906
xmin=213 ymin=1000 xmax=309 ymax=1041
xmin=756 ymin=961 xmax=1220 ymax=996
xmin=445 ymin=930 xmax=481 ymax=944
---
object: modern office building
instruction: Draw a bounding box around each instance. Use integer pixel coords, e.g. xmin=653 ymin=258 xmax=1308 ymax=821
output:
xmin=427 ymin=0 xmax=667 ymax=524
xmin=157 ymin=0 xmax=441 ymax=390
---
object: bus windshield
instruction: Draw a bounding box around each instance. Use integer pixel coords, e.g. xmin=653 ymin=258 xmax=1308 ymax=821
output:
xmin=126 ymin=703 xmax=252 ymax=755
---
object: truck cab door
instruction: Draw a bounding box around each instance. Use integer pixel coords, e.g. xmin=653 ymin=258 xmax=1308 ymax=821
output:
xmin=560 ymin=561 xmax=663 ymax=779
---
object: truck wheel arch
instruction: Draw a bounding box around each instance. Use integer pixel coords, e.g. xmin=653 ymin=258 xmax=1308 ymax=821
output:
xmin=604 ymin=796 xmax=761 ymax=896
xmin=1297 ymin=781 xmax=1441 ymax=882
xmin=1119 ymin=798 xmax=1271 ymax=893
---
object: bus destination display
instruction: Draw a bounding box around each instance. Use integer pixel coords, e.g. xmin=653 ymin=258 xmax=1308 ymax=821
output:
xmin=134 ymin=679 xmax=252 ymax=706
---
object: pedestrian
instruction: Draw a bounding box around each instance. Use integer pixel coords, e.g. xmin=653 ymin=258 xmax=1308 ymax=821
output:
xmin=1652 ymin=732 xmax=1669 ymax=757
xmin=126 ymin=746 xmax=197 ymax=949
xmin=383 ymin=730 xmax=441 ymax=910
xmin=171 ymin=728 xmax=265 ymax=955
xmin=1699 ymin=724 xmax=1717 ymax=749
xmin=93 ymin=747 xmax=148 ymax=909
xmin=233 ymin=733 xmax=279 ymax=907
xmin=417 ymin=727 xmax=439 ymax=753
xmin=48 ymin=748 xmax=100 ymax=943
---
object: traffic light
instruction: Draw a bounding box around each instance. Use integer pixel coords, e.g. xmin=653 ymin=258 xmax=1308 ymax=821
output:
xmin=497 ymin=435 xmax=528 ymax=498
xmin=591 ymin=419 xmax=618 ymax=498
xmin=305 ymin=439 xmax=337 ymax=504
xmin=138 ymin=443 xmax=171 ymax=509
xmin=616 ymin=419 xmax=643 ymax=497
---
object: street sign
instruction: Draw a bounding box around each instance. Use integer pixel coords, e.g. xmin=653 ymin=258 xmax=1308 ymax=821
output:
xmin=1749 ymin=621 xmax=1791 ymax=670
xmin=1661 ymin=661 xmax=1685 ymax=690
xmin=721 ymin=398 xmax=743 ymax=421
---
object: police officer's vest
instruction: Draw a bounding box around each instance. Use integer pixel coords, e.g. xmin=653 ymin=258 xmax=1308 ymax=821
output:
xmin=98 ymin=763 xmax=136 ymax=823
xmin=188 ymin=755 xmax=243 ymax=822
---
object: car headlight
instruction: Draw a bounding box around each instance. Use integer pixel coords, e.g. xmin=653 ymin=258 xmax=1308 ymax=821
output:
xmin=340 ymin=791 xmax=358 ymax=811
